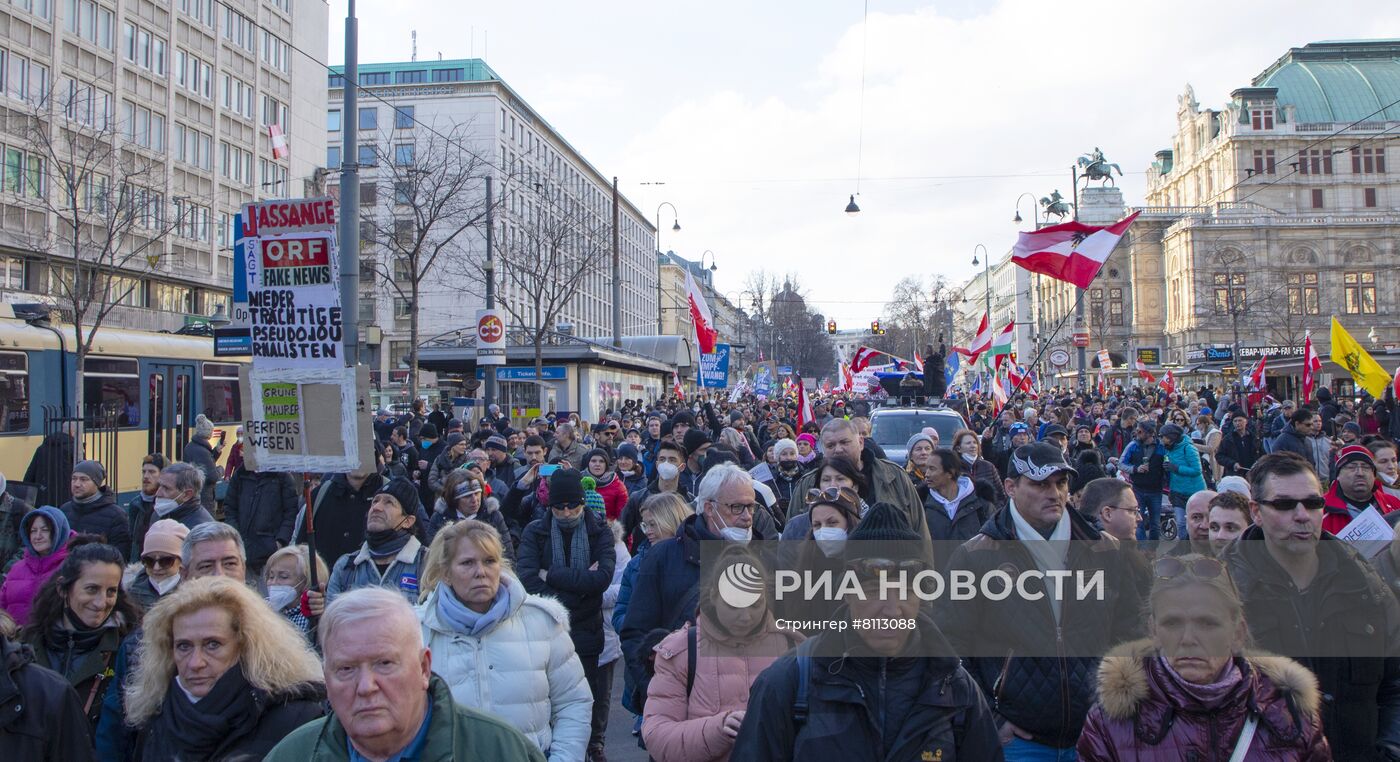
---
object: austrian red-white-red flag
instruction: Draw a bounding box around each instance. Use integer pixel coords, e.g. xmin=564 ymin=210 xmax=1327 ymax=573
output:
xmin=913 ymin=351 xmax=924 ymax=372
xmin=850 ymin=346 xmax=881 ymax=373
xmin=1302 ymin=332 xmax=1322 ymax=403
xmin=1135 ymin=358 xmax=1156 ymax=384
xmin=796 ymin=375 xmax=813 ymax=428
xmin=1011 ymin=211 xmax=1140 ymax=289
xmin=684 ymin=269 xmax=718 ymax=354
xmin=1160 ymin=370 xmax=1176 ymax=395
xmin=268 ymin=124 xmax=289 ymax=160
xmin=953 ymin=313 xmax=992 ymax=364
xmin=840 ymin=363 xmax=854 ymax=393
xmin=672 ymin=371 xmax=684 ymax=400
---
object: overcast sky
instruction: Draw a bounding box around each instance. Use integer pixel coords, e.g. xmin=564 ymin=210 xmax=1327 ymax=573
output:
xmin=328 ymin=0 xmax=1400 ymax=327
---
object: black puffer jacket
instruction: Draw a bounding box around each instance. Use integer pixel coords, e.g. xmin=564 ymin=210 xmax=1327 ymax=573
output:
xmin=516 ymin=509 xmax=616 ymax=659
xmin=0 ymin=636 xmax=95 ymax=761
xmin=223 ymin=467 xmax=299 ymax=568
xmin=60 ymin=489 xmax=132 ymax=563
xmin=732 ymin=617 xmax=1003 ymax=762
xmin=182 ymin=436 xmax=222 ymax=513
xmin=934 ymin=505 xmax=1145 ymax=749
xmin=921 ymin=477 xmax=995 ymax=548
xmin=296 ymin=473 xmax=383 ymax=566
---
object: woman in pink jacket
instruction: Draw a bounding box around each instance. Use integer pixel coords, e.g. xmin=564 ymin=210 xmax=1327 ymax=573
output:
xmin=0 ymin=506 xmax=75 ymax=626
xmin=642 ymin=546 xmax=802 ymax=762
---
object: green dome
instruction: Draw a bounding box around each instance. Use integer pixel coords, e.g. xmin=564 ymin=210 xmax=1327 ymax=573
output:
xmin=1255 ymin=41 xmax=1400 ymax=123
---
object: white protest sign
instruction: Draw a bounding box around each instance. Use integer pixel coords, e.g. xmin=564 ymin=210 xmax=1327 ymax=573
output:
xmin=242 ymin=198 xmax=344 ymax=369
xmin=1336 ymin=506 xmax=1392 ymax=558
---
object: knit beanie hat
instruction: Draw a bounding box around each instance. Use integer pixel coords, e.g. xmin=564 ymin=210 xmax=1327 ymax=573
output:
xmin=772 ymin=438 xmax=798 ymax=458
xmin=1335 ymin=444 xmax=1376 ymax=472
xmin=142 ymin=518 xmax=189 ymax=559
xmin=616 ymin=442 xmax=641 ymax=463
xmin=194 ymin=414 xmax=215 ymax=440
xmin=547 ymin=469 xmax=585 ymax=507
xmin=844 ymin=502 xmax=924 ymax=563
xmin=419 ymin=423 xmax=439 ymax=440
xmin=583 ymin=447 xmax=613 ymax=470
xmin=682 ymin=429 xmax=711 ymax=457
xmin=580 ymin=476 xmax=606 ymax=519
xmin=73 ymin=459 xmax=106 ymax=486
xmin=377 ymin=476 xmax=421 ymax=517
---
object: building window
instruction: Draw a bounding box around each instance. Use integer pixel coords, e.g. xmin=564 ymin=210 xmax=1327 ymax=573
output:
xmin=81 ymin=356 xmax=140 ymax=426
xmin=1251 ymin=149 xmax=1275 ymax=175
xmin=359 ymin=71 xmax=389 ymax=86
xmin=1344 ymin=272 xmax=1377 ymax=315
xmin=394 ymin=106 xmax=414 ymax=129
xmin=394 ymin=144 xmax=414 ymax=166
xmin=359 ymin=182 xmax=377 ymax=205
xmin=1311 ymin=188 xmax=1324 ymax=209
xmin=328 ymin=73 xmax=344 ymax=88
xmin=327 ymin=146 xmax=340 ymax=168
xmin=358 ymin=107 xmax=377 ymax=130
xmin=0 ymin=350 xmax=29 ymax=432
xmin=1109 ymin=288 xmax=1124 ymax=326
xmin=1212 ymin=272 xmax=1245 ymax=314
xmin=1287 ymin=272 xmax=1320 ymax=315
xmin=1298 ymin=149 xmax=1333 ymax=175
xmin=1365 ymin=187 xmax=1378 ymax=208
xmin=396 ymin=69 xmax=425 ymax=84
xmin=393 ymin=298 xmax=413 ymax=319
xmin=200 ymin=363 xmax=242 ymax=423
xmin=1352 ymin=147 xmax=1386 ymax=174
xmin=393 ymin=181 xmax=411 ymax=205
xmin=432 ymin=68 xmax=464 ymax=82
xmin=357 ymin=145 xmax=376 ymax=166
xmin=1250 ymin=109 xmax=1274 ymax=130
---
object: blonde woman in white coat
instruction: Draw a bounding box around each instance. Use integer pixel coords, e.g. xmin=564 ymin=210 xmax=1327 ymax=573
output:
xmin=416 ymin=519 xmax=593 ymax=761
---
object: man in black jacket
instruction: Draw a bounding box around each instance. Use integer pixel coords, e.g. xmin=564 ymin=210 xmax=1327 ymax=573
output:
xmin=223 ymin=463 xmax=298 ymax=573
xmin=1220 ymin=451 xmax=1400 ymax=761
xmin=1272 ymin=408 xmax=1318 ymax=460
xmin=935 ymin=443 xmax=1144 ymax=758
xmin=0 ymin=631 xmax=95 ymax=762
xmin=59 ymin=460 xmax=132 ymax=562
xmin=298 ymin=470 xmax=383 ymax=567
xmin=1216 ymin=411 xmax=1263 ymax=477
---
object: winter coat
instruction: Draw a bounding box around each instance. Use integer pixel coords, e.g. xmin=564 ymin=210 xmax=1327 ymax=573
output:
xmin=621 ymin=468 xmax=648 ymax=497
xmin=965 ymin=456 xmax=1007 ymax=508
xmin=133 ymin=679 xmax=326 ymax=762
xmin=0 ymin=493 xmax=33 ymax=574
xmin=426 ymin=496 xmax=515 ymax=564
xmin=325 ymin=535 xmax=428 ymax=604
xmin=0 ymin=507 xmax=73 ymax=626
xmin=642 ymin=616 xmax=803 ymax=762
xmin=1220 ymin=525 xmax=1400 ymax=760
xmin=23 ymin=432 xmax=75 ymax=507
xmin=730 ymin=616 xmax=1003 ymax=762
xmin=1119 ymin=439 xmax=1167 ymax=494
xmin=60 ymin=488 xmax=132 ymax=563
xmin=516 ymin=509 xmax=616 ymax=660
xmin=934 ymin=505 xmax=1145 ymax=749
xmin=1270 ymin=426 xmax=1312 ymax=461
xmin=124 ymin=493 xmax=156 ymax=560
xmin=428 ymin=450 xmax=469 ymax=497
xmin=25 ymin=616 xmax=127 ymax=732
xmin=1322 ymin=479 xmax=1400 ymax=535
xmin=296 ymin=473 xmax=383 ymax=565
xmin=417 ymin=574 xmax=592 ymax=762
xmin=1077 ymin=640 xmax=1330 ymax=761
xmin=154 ymin=498 xmax=216 ymax=533
xmin=0 ymin=636 xmax=96 ymax=762
xmin=223 ymin=467 xmax=299 ymax=567
xmin=1216 ymin=429 xmax=1264 ymax=476
xmin=602 ymin=539 xmax=631 ymax=667
xmin=123 ymin=568 xmax=173 ymax=612
xmin=182 ymin=436 xmax=222 ymax=512
xmin=547 ymin=439 xmax=586 ymax=469
xmin=1162 ymin=437 xmax=1206 ymax=497
xmin=921 ymin=476 xmax=993 ymax=549
xmin=263 ymin=674 xmax=547 ymax=762
xmin=591 ymin=472 xmax=629 ymax=522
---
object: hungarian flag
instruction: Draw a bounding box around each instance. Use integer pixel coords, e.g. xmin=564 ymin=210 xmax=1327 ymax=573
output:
xmin=796 ymin=375 xmax=813 ymax=428
xmin=1302 ymin=332 xmax=1321 ymax=403
xmin=685 ymin=269 xmax=719 ymax=354
xmin=1135 ymin=358 xmax=1156 ymax=384
xmin=1160 ymin=370 xmax=1176 ymax=395
xmin=991 ymin=321 xmax=1015 ymax=369
xmin=268 ymin=124 xmax=290 ymax=160
xmin=1011 ymin=211 xmax=1140 ymax=289
xmin=953 ymin=313 xmax=992 ymax=364
xmin=850 ymin=346 xmax=881 ymax=373
xmin=672 ymin=371 xmax=684 ymax=400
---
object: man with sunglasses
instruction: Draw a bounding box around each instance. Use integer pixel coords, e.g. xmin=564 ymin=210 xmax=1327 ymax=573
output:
xmin=936 ymin=442 xmax=1144 ymax=761
xmin=1219 ymin=451 xmax=1400 ymax=760
xmin=1321 ymin=444 xmax=1400 ymax=535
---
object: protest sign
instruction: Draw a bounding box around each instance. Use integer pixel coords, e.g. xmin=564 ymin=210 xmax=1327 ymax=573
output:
xmin=242 ymin=198 xmax=344 ymax=369
xmin=239 ymin=364 xmax=375 ymax=473
xmin=699 ymin=344 xmax=731 ymax=388
xmin=1336 ymin=506 xmax=1391 ymax=558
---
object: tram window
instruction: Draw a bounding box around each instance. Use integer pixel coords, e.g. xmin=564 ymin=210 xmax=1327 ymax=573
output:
xmin=201 ymin=362 xmax=242 ymax=423
xmin=82 ymin=357 xmax=140 ymax=427
xmin=0 ymin=351 xmax=29 ymax=432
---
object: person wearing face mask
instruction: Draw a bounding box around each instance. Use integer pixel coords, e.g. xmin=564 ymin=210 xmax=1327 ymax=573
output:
xmin=952 ymin=428 xmax=1006 ymax=509
xmin=620 ymin=440 xmax=692 ymax=552
xmin=123 ymin=520 xmax=188 ymax=611
xmin=125 ymin=453 xmax=168 ymax=560
xmin=262 ymin=544 xmax=330 ymax=641
xmin=615 ymin=442 xmax=649 ymax=496
xmin=1372 ymin=439 xmax=1400 ymax=500
xmin=151 ymin=463 xmax=215 ymax=533
xmin=20 ymin=540 xmax=141 ymax=737
xmin=59 ymin=461 xmax=132 ymax=564
xmin=583 ymin=448 xmax=630 ymax=522
xmin=779 ymin=486 xmax=864 ymax=636
xmin=428 ymin=469 xmax=514 ymax=563
xmin=326 ymin=477 xmax=428 ymax=605
xmin=920 ymin=449 xmax=993 ymax=549
xmin=516 ymin=469 xmax=617 ymax=760
xmin=761 ymin=439 xmax=805 ymax=515
xmin=1 ymin=506 xmax=75 ymax=626
xmin=643 ymin=545 xmax=803 ymax=762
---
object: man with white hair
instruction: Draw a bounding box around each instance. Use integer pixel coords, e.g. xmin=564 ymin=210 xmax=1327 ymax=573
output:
xmin=266 ymin=588 xmax=544 ymax=761
xmin=620 ymin=464 xmax=766 ymax=713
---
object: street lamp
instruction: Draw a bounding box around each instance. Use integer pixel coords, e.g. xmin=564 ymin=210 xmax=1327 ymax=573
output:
xmin=971 ymin=244 xmax=991 ymax=319
xmin=655 ymin=202 xmax=681 ymax=334
xmin=845 ymin=194 xmax=861 ymax=216
xmin=700 ymin=250 xmax=718 ymax=271
xmin=1013 ymin=192 xmax=1040 ymax=226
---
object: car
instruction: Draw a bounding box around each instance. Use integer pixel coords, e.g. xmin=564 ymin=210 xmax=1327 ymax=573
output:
xmin=870 ymin=406 xmax=968 ymax=467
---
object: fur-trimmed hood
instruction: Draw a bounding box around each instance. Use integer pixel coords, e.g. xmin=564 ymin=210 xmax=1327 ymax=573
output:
xmin=1096 ymin=638 xmax=1320 ymax=722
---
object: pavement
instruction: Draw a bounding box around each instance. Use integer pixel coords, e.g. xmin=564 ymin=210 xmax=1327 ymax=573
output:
xmin=601 ymin=660 xmax=651 ymax=761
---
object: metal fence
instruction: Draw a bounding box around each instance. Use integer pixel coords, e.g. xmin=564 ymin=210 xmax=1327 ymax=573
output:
xmin=31 ymin=404 xmax=122 ymax=506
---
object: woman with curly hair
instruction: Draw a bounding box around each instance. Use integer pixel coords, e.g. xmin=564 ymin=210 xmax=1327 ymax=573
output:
xmin=125 ymin=576 xmax=325 ymax=760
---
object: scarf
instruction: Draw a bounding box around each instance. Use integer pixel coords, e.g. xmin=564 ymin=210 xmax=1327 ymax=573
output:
xmin=549 ymin=516 xmax=591 ymax=573
xmin=1008 ymin=499 xmax=1073 ymax=622
xmin=797 ymin=451 xmax=818 ymax=465
xmin=72 ymin=490 xmax=103 ymax=506
xmin=1156 ymin=655 xmax=1244 ymax=709
xmin=44 ymin=608 xmax=115 ymax=677
xmin=158 ymin=662 xmax=261 ymax=759
xmin=365 ymin=527 xmax=413 ymax=559
xmin=434 ymin=581 xmax=511 ymax=636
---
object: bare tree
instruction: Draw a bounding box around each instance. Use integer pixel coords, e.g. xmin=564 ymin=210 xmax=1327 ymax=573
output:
xmin=462 ymin=177 xmax=612 ymax=378
xmin=13 ymin=88 xmax=183 ymax=430
xmin=876 ymin=276 xmax=957 ymax=360
xmin=361 ymin=120 xmax=495 ymax=398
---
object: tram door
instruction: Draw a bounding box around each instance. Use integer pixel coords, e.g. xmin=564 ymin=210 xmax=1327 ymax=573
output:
xmin=148 ymin=364 xmax=196 ymax=461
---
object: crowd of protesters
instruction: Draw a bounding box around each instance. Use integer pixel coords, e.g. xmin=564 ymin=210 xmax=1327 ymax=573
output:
xmin=0 ymin=379 xmax=1396 ymax=760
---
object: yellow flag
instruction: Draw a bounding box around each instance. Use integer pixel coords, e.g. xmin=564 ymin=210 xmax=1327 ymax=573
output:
xmin=1330 ymin=317 xmax=1392 ymax=398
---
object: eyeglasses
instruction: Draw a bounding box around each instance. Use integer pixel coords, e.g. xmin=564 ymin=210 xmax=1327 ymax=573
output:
xmin=1256 ymin=495 xmax=1326 ymax=512
xmin=715 ymin=501 xmax=757 ymax=517
xmin=1154 ymin=556 xmax=1226 ymax=581
xmin=550 ymin=503 xmax=583 ymax=513
xmin=142 ymin=554 xmax=179 ymax=570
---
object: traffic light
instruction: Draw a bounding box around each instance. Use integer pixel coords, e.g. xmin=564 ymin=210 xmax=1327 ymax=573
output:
xmin=826 ymin=320 xmax=837 ymax=335
xmin=870 ymin=320 xmax=885 ymax=335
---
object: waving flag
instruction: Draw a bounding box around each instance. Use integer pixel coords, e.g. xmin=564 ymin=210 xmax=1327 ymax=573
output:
xmin=1331 ymin=317 xmax=1392 ymax=398
xmin=913 ymin=351 xmax=924 ymax=372
xmin=850 ymin=345 xmax=881 ymax=373
xmin=796 ymin=375 xmax=813 ymax=428
xmin=685 ymin=269 xmax=718 ymax=354
xmin=840 ymin=363 xmax=855 ymax=393
xmin=952 ymin=313 xmax=992 ymax=364
xmin=1160 ymin=370 xmax=1176 ymax=395
xmin=1302 ymin=332 xmax=1321 ymax=403
xmin=1012 ymin=211 xmax=1140 ymax=289
xmin=268 ymin=124 xmax=290 ymax=160
xmin=1135 ymin=358 xmax=1156 ymax=384
xmin=990 ymin=369 xmax=1008 ymax=411
xmin=991 ymin=321 xmax=1016 ymax=369
xmin=970 ymin=373 xmax=981 ymax=396
xmin=1243 ymin=355 xmax=1269 ymax=411
xmin=672 ymin=371 xmax=685 ymax=400
xmin=1007 ymin=365 xmax=1038 ymax=399
xmin=944 ymin=352 xmax=961 ymax=388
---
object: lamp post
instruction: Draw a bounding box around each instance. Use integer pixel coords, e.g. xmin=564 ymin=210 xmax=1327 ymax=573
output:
xmin=484 ymin=175 xmax=497 ymax=409
xmin=700 ymin=250 xmax=718 ymax=273
xmin=654 ymin=202 xmax=680 ymax=333
xmin=972 ymin=244 xmax=991 ymax=387
xmin=1013 ymin=192 xmax=1040 ymax=226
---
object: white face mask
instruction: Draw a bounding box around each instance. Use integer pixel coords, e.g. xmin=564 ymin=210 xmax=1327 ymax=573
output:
xmin=710 ymin=507 xmax=752 ymax=544
xmin=153 ymin=497 xmax=181 ymax=517
xmin=656 ymin=462 xmax=680 ymax=481
xmin=961 ymin=452 xmax=977 ymax=464
xmin=266 ymin=585 xmax=300 ymax=612
xmin=151 ymin=574 xmax=181 ymax=595
xmin=813 ymin=527 xmax=848 ymax=557
xmin=1382 ymin=470 xmax=1398 ymax=486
